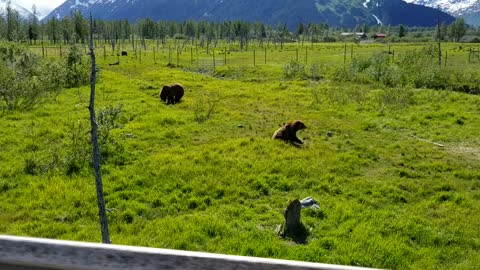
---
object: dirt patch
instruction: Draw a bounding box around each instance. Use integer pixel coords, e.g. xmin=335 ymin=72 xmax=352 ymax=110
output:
xmin=448 ymin=145 xmax=480 ymax=162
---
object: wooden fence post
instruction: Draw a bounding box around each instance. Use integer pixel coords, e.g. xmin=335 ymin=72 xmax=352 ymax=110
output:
xmin=191 ymin=47 xmax=193 ymax=66
xmin=168 ymin=45 xmax=171 ymax=65
xmin=213 ymin=49 xmax=216 ymax=71
xmin=88 ymin=14 xmax=111 ymax=245
xmin=305 ymin=47 xmax=308 ymax=64
xmin=265 ymin=47 xmax=267 ymax=64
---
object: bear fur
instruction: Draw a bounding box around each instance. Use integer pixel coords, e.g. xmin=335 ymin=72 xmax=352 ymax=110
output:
xmin=121 ymin=51 xmax=128 ymax=56
xmin=160 ymin=83 xmax=184 ymax=104
xmin=272 ymin=120 xmax=307 ymax=144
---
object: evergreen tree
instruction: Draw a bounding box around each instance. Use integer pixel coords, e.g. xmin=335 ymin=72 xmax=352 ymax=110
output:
xmin=6 ymin=1 xmax=20 ymax=41
xmin=28 ymin=5 xmax=39 ymax=44
xmin=72 ymin=11 xmax=88 ymax=43
xmin=399 ymin=24 xmax=406 ymax=38
xmin=46 ymin=17 xmax=60 ymax=44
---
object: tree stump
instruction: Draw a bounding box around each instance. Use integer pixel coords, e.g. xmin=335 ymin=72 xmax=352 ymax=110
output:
xmin=284 ymin=199 xmax=302 ymax=235
xmin=277 ymin=199 xmax=308 ymax=243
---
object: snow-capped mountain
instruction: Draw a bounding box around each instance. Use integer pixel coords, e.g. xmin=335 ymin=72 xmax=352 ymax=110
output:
xmin=404 ymin=0 xmax=480 ymax=15
xmin=43 ymin=0 xmax=455 ymax=28
xmin=404 ymin=0 xmax=480 ymax=25
xmin=0 ymin=0 xmax=34 ymax=20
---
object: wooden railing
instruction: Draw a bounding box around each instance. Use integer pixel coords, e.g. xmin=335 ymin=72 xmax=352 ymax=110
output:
xmin=0 ymin=235 xmax=379 ymax=270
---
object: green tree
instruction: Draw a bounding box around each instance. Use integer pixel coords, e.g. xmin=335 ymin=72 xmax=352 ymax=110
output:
xmin=62 ymin=18 xmax=73 ymax=44
xmin=277 ymin=22 xmax=289 ymax=49
xmin=28 ymin=4 xmax=39 ymax=44
xmin=6 ymin=1 xmax=20 ymax=41
xmin=46 ymin=17 xmax=60 ymax=44
xmin=435 ymin=21 xmax=448 ymax=41
xmin=0 ymin=13 xmax=6 ymax=39
xmin=72 ymin=11 xmax=88 ymax=43
xmin=399 ymin=24 xmax=406 ymax=38
xmin=449 ymin=18 xmax=467 ymax=42
xmin=296 ymin=22 xmax=305 ymax=43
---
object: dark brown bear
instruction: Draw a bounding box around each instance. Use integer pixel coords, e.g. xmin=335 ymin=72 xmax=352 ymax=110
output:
xmin=272 ymin=120 xmax=307 ymax=144
xmin=160 ymin=83 xmax=184 ymax=104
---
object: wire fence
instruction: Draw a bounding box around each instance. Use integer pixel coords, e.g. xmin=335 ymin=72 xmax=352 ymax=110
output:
xmin=28 ymin=41 xmax=480 ymax=71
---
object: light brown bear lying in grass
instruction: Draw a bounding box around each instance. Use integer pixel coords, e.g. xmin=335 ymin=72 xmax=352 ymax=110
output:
xmin=272 ymin=120 xmax=307 ymax=145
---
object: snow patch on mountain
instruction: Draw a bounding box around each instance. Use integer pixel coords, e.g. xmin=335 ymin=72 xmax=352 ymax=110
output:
xmin=373 ymin=14 xmax=383 ymax=25
xmin=70 ymin=0 xmax=124 ymax=9
xmin=403 ymin=0 xmax=480 ymax=15
xmin=0 ymin=0 xmax=34 ymax=20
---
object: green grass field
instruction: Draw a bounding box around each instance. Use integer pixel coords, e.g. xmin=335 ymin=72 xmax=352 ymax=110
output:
xmin=1 ymin=41 xmax=480 ymax=269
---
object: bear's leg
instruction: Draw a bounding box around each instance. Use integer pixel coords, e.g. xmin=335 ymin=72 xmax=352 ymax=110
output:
xmin=292 ymin=136 xmax=303 ymax=144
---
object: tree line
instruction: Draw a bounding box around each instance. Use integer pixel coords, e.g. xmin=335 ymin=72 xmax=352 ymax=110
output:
xmin=0 ymin=0 xmax=474 ymax=48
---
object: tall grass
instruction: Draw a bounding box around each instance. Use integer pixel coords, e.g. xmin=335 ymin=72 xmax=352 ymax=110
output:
xmin=0 ymin=42 xmax=479 ymax=269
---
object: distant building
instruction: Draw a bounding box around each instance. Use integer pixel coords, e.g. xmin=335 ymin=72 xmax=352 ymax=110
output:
xmin=373 ymin=33 xmax=386 ymax=39
xmin=340 ymin=32 xmax=367 ymax=40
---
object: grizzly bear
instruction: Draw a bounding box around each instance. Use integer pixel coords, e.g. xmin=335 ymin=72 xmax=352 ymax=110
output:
xmin=160 ymin=83 xmax=184 ymax=104
xmin=272 ymin=120 xmax=307 ymax=144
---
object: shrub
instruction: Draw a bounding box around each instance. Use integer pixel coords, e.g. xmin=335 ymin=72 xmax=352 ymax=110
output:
xmin=97 ymin=104 xmax=126 ymax=164
xmin=0 ymin=42 xmax=92 ymax=112
xmin=283 ymin=60 xmax=307 ymax=79
xmin=0 ymin=42 xmax=65 ymax=111
xmin=332 ymin=65 xmax=354 ymax=82
xmin=64 ymin=44 xmax=90 ymax=88
xmin=309 ymin=63 xmax=323 ymax=81
xmin=332 ymin=44 xmax=465 ymax=91
xmin=194 ymin=93 xmax=218 ymax=123
xmin=64 ymin=120 xmax=90 ymax=176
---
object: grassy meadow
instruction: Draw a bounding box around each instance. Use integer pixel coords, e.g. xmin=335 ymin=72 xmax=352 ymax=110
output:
xmin=1 ymin=41 xmax=480 ymax=269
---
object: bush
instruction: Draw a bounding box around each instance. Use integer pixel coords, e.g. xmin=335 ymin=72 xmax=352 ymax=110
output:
xmin=194 ymin=93 xmax=218 ymax=123
xmin=283 ymin=60 xmax=307 ymax=79
xmin=65 ymin=44 xmax=90 ymax=88
xmin=332 ymin=65 xmax=354 ymax=82
xmin=0 ymin=42 xmax=91 ymax=112
xmin=64 ymin=121 xmax=90 ymax=176
xmin=0 ymin=42 xmax=65 ymax=111
xmin=309 ymin=63 xmax=323 ymax=81
xmin=332 ymin=44 xmax=467 ymax=91
xmin=97 ymin=104 xmax=126 ymax=164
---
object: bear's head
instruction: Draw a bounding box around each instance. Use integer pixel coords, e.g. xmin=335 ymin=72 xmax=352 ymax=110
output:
xmin=160 ymin=86 xmax=170 ymax=101
xmin=291 ymin=120 xmax=307 ymax=131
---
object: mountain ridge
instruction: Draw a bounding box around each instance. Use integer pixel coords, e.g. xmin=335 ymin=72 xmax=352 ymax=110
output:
xmin=404 ymin=0 xmax=480 ymax=25
xmin=43 ymin=0 xmax=455 ymax=28
xmin=0 ymin=0 xmax=34 ymax=20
